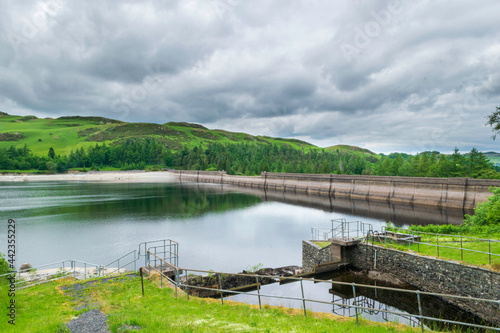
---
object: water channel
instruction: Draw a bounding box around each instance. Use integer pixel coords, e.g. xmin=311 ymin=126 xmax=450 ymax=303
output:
xmin=0 ymin=180 xmax=482 ymax=330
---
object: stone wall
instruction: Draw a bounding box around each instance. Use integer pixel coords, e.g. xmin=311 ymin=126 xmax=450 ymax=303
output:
xmin=347 ymin=244 xmax=500 ymax=326
xmin=301 ymin=240 xmax=348 ymax=274
xmin=170 ymin=170 xmax=500 ymax=210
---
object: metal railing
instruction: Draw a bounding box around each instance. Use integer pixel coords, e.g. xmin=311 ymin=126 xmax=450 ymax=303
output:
xmin=1 ymin=239 xmax=177 ymax=289
xmin=139 ymin=239 xmax=179 ymax=267
xmin=379 ymin=226 xmax=500 ymax=266
xmin=312 ymin=219 xmax=372 ymax=241
xmin=145 ymin=251 xmax=500 ymax=332
xmin=104 ymin=250 xmax=139 ymax=275
xmin=0 ymin=259 xmax=104 ymax=289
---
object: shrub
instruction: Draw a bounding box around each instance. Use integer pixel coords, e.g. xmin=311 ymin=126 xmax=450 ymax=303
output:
xmin=465 ymin=186 xmax=500 ymax=227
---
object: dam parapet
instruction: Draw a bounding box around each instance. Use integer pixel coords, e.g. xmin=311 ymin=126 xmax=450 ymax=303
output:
xmin=170 ymin=170 xmax=500 ymax=210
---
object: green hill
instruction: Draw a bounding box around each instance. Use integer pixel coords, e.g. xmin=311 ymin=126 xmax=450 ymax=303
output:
xmin=0 ymin=112 xmax=317 ymax=156
xmin=483 ymin=151 xmax=500 ymax=166
xmin=324 ymin=144 xmax=380 ymax=163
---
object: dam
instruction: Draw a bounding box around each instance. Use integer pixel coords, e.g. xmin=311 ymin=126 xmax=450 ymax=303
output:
xmin=170 ymin=170 xmax=500 ymax=210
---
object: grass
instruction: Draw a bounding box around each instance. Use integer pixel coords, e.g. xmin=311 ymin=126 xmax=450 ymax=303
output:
xmin=0 ymin=274 xmax=425 ymax=332
xmin=312 ymin=241 xmax=330 ymax=248
xmin=374 ymin=233 xmax=500 ymax=270
xmin=0 ymin=112 xmax=319 ymax=156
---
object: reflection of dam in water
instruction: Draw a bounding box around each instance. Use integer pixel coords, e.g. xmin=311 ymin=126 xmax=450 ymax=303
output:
xmin=257 ymin=188 xmax=471 ymax=226
xmin=199 ymin=184 xmax=471 ymax=226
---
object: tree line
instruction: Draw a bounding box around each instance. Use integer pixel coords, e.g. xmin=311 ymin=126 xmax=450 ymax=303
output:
xmin=0 ymin=138 xmax=498 ymax=179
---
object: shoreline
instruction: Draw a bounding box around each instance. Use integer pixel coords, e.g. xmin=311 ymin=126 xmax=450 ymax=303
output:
xmin=0 ymin=170 xmax=175 ymax=183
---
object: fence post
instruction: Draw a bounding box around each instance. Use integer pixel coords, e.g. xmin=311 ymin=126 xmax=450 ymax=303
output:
xmin=489 ymin=240 xmax=492 ymax=265
xmin=218 ymin=273 xmax=224 ymax=305
xmin=416 ymin=290 xmax=424 ymax=333
xmin=300 ymin=277 xmax=307 ymax=317
xmin=185 ymin=270 xmax=189 ymax=301
xmin=436 ymin=234 xmax=439 ymax=258
xmin=417 ymin=231 xmax=420 ymax=252
xmin=139 ymin=267 xmax=145 ymax=297
xmin=175 ymin=268 xmax=178 ymax=298
xmin=160 ymin=258 xmax=163 ymax=288
xmin=256 ymin=276 xmax=262 ymax=310
xmin=352 ymin=283 xmax=359 ymax=324
xmin=460 ymin=236 xmax=463 ymax=261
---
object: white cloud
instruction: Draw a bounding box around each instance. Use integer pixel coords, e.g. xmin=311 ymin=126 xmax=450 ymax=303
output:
xmin=0 ymin=0 xmax=499 ymax=153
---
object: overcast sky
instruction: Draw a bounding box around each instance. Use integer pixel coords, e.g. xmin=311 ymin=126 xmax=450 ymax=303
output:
xmin=1 ymin=0 xmax=499 ymax=154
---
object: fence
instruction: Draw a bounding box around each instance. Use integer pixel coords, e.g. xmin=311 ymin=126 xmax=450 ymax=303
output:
xmin=0 ymin=239 xmax=177 ymax=288
xmin=311 ymin=219 xmax=372 ymax=242
xmin=377 ymin=226 xmax=500 ymax=266
xmin=0 ymin=259 xmax=104 ymax=289
xmin=146 ymin=251 xmax=500 ymax=332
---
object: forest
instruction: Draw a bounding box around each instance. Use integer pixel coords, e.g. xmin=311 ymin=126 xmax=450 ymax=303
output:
xmin=0 ymin=138 xmax=498 ymax=179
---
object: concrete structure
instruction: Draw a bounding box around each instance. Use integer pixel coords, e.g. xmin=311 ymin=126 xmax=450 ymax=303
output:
xmin=349 ymin=244 xmax=500 ymax=326
xmin=302 ymin=240 xmax=500 ymax=326
xmin=170 ymin=170 xmax=500 ymax=210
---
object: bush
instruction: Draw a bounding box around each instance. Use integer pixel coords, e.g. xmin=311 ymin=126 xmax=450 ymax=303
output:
xmin=0 ymin=252 xmax=10 ymax=277
xmin=465 ymin=186 xmax=500 ymax=227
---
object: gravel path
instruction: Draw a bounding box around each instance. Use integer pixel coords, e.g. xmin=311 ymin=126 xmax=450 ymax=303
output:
xmin=63 ymin=273 xmax=139 ymax=332
xmin=66 ymin=309 xmax=110 ymax=333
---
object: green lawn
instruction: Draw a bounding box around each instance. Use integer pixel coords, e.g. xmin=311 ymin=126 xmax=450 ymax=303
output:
xmin=375 ymin=233 xmax=500 ymax=270
xmin=0 ymin=274 xmax=424 ymax=332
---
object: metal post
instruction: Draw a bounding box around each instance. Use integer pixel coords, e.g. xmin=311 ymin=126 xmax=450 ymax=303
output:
xmin=489 ymin=240 xmax=492 ymax=265
xmin=256 ymin=276 xmax=262 ymax=310
xmin=300 ymin=277 xmax=307 ymax=317
xmin=417 ymin=290 xmax=424 ymax=333
xmin=175 ymin=268 xmax=178 ymax=298
xmin=160 ymin=258 xmax=163 ymax=288
xmin=352 ymin=283 xmax=359 ymax=324
xmin=185 ymin=270 xmax=189 ymax=300
xmin=436 ymin=234 xmax=439 ymax=257
xmin=218 ymin=274 xmax=224 ymax=305
xmin=140 ymin=267 xmax=145 ymax=297
xmin=460 ymin=236 xmax=463 ymax=261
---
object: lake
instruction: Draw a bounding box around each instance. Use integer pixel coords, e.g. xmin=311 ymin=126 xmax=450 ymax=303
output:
xmin=0 ymin=180 xmax=477 ymax=329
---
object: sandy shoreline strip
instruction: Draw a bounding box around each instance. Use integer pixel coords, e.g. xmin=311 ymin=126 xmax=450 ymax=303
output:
xmin=0 ymin=170 xmax=176 ymax=183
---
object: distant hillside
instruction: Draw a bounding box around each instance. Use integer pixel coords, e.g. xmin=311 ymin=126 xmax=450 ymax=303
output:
xmin=0 ymin=112 xmax=320 ymax=156
xmin=484 ymin=151 xmax=500 ymax=166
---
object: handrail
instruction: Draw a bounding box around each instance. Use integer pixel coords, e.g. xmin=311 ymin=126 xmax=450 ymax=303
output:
xmin=145 ymin=250 xmax=500 ymax=332
xmin=380 ymin=226 xmax=500 ymax=265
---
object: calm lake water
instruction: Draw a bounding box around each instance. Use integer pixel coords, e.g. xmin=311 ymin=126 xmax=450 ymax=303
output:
xmin=1 ymin=180 xmax=477 ymax=329
xmin=1 ymin=181 xmax=398 ymax=269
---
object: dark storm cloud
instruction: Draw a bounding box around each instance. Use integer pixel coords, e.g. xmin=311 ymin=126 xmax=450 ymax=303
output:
xmin=0 ymin=0 xmax=499 ymax=153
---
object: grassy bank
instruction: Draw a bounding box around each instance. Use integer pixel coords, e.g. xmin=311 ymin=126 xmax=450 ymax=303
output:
xmin=0 ymin=274 xmax=424 ymax=332
xmin=375 ymin=228 xmax=500 ymax=270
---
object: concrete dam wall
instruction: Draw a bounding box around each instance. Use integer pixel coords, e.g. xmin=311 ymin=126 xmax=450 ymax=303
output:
xmin=170 ymin=170 xmax=500 ymax=210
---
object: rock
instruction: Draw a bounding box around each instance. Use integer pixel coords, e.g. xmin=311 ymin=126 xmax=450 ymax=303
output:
xmin=20 ymin=263 xmax=32 ymax=271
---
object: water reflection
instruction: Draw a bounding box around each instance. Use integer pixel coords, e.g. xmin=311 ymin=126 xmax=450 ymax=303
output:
xmin=239 ymin=187 xmax=471 ymax=226
xmin=229 ymin=270 xmax=489 ymax=331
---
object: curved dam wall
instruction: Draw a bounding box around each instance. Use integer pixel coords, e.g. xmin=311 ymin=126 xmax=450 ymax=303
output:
xmin=170 ymin=170 xmax=500 ymax=210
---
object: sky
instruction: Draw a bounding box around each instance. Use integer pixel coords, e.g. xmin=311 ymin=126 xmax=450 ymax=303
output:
xmin=1 ymin=0 xmax=499 ymax=154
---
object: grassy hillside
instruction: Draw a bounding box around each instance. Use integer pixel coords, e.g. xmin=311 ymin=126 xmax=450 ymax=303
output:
xmin=0 ymin=273 xmax=422 ymax=332
xmin=0 ymin=112 xmax=316 ymax=156
xmin=325 ymin=144 xmax=380 ymax=162
xmin=484 ymin=151 xmax=500 ymax=167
